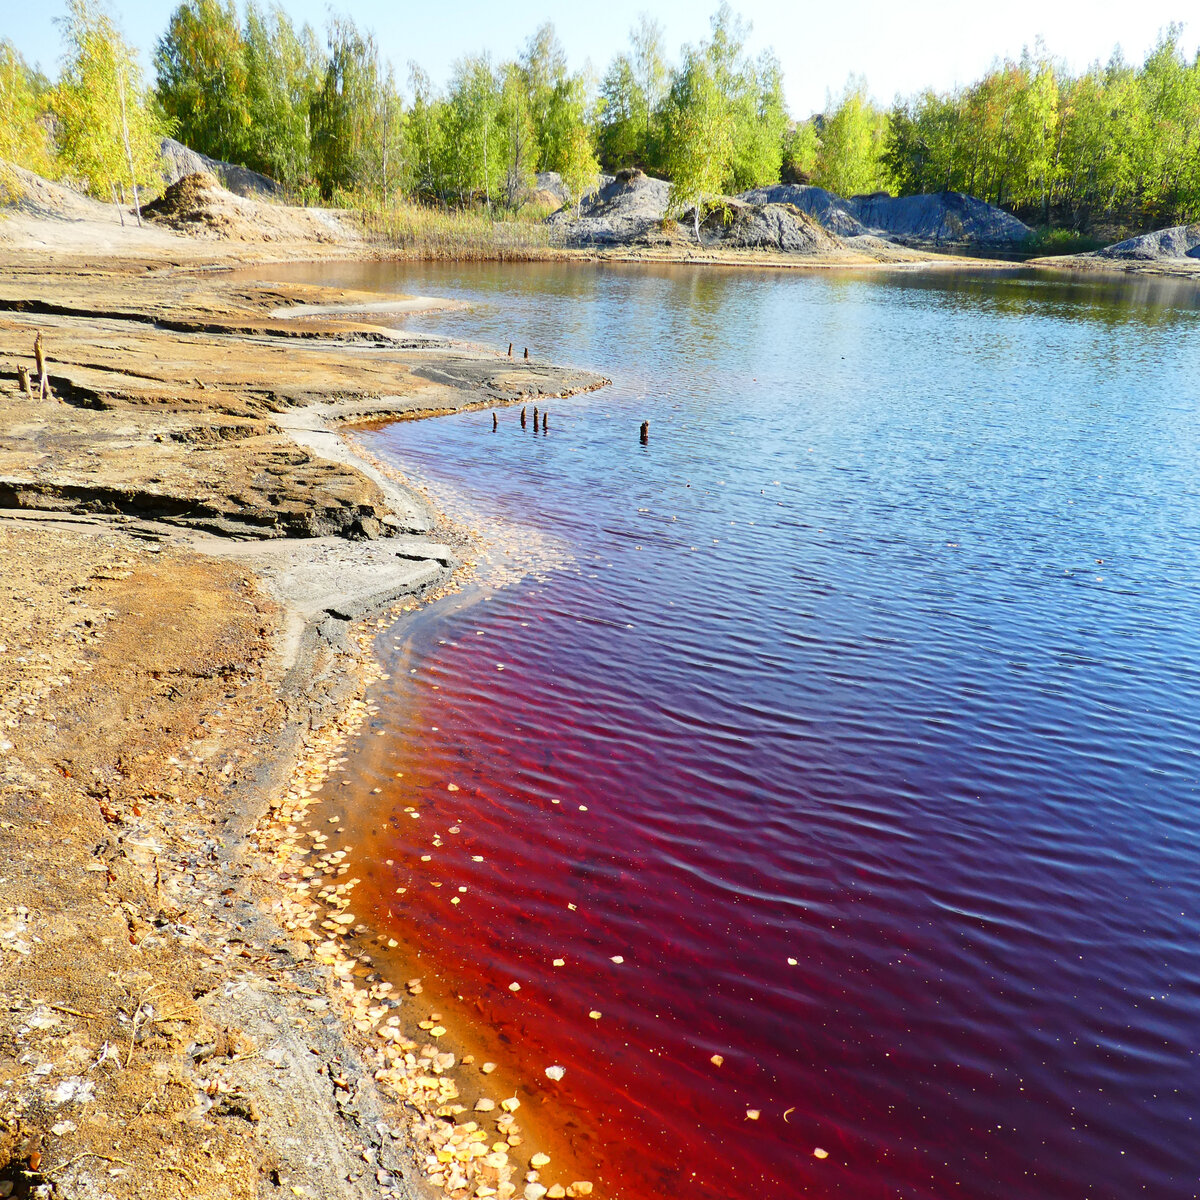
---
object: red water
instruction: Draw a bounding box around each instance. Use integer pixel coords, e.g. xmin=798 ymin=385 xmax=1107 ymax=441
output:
xmin=297 ymin=262 xmax=1200 ymax=1200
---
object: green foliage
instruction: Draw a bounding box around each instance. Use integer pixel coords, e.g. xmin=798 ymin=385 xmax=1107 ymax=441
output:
xmin=499 ymin=62 xmax=537 ymax=206
xmin=0 ymin=40 xmax=54 ymax=190
xmin=310 ymin=16 xmax=398 ymax=199
xmin=812 ymin=78 xmax=888 ymax=196
xmin=663 ymin=42 xmax=735 ymax=235
xmin=781 ymin=120 xmax=819 ymax=182
xmin=54 ymin=0 xmax=164 ymax=200
xmin=597 ymin=16 xmax=667 ymax=170
xmin=240 ymin=4 xmax=321 ymax=187
xmin=661 ymin=4 xmax=787 ymax=234
xmin=881 ymin=31 xmax=1200 ymax=229
xmin=155 ymin=0 xmax=249 ymax=161
xmin=440 ymin=54 xmax=505 ymax=207
xmin=519 ymin=24 xmax=597 ymax=201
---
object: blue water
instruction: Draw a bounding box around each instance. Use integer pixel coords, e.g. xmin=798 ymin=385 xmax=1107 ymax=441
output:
xmin=261 ymin=260 xmax=1200 ymax=1199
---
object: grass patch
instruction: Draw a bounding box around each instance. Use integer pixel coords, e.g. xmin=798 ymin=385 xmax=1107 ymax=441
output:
xmin=338 ymin=193 xmax=565 ymax=260
xmin=1023 ymin=227 xmax=1108 ymax=256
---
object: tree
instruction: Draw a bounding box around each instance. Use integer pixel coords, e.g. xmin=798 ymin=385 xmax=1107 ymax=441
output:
xmin=55 ymin=0 xmax=163 ymax=213
xmin=812 ymin=77 xmax=887 ymax=196
xmin=441 ymin=54 xmax=504 ymax=207
xmin=519 ymin=24 xmax=597 ymax=200
xmin=241 ymin=3 xmax=322 ymax=187
xmin=406 ymin=62 xmax=445 ymax=199
xmin=0 ymin=41 xmax=54 ymax=192
xmin=598 ymin=15 xmax=667 ymax=171
xmin=663 ymin=43 xmax=734 ymax=239
xmin=154 ymin=0 xmax=248 ymax=161
xmin=309 ymin=16 xmax=391 ymax=198
xmin=498 ymin=61 xmax=537 ymax=206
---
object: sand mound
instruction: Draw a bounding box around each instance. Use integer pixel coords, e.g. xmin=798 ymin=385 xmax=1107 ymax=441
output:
xmin=549 ymin=168 xmax=672 ymax=244
xmin=160 ymin=137 xmax=281 ymax=199
xmin=1096 ymin=224 xmax=1200 ymax=261
xmin=0 ymin=160 xmax=117 ymax=222
xmin=142 ymin=172 xmax=352 ymax=243
xmin=686 ymin=198 xmax=845 ymax=253
xmin=0 ymin=159 xmax=186 ymax=251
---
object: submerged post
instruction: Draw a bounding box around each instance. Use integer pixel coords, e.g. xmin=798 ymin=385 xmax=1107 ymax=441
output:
xmin=533 ymin=406 xmax=539 ymax=430
xmin=523 ymin=347 xmax=529 ymax=360
xmin=542 ymin=411 xmax=548 ymax=432
xmin=508 ymin=343 xmax=513 ymax=358
xmin=640 ymin=420 xmax=649 ymax=445
xmin=492 ymin=412 xmax=498 ymax=431
xmin=520 ymin=406 xmax=527 ymax=429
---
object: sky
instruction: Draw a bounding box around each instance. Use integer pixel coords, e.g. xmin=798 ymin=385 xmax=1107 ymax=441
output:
xmin=8 ymin=0 xmax=1198 ymax=115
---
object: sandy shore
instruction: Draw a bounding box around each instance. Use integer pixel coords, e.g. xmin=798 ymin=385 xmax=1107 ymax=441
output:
xmin=0 ymin=223 xmax=608 ymax=1200
xmin=4 ymin=185 xmax=1196 ymax=1199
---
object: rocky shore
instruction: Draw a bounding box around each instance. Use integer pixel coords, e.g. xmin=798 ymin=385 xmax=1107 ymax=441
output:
xmin=0 ymin=239 xmax=606 ymax=1200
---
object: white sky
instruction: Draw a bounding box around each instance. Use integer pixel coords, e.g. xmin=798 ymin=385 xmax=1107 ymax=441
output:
xmin=8 ymin=0 xmax=1197 ymax=115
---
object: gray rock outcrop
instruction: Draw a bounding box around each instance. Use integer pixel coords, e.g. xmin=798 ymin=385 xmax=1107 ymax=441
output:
xmin=737 ymin=184 xmax=867 ymax=237
xmin=738 ymin=185 xmax=1030 ymax=247
xmin=159 ymin=137 xmax=281 ymax=199
xmin=547 ymin=168 xmax=671 ymax=244
xmin=846 ymin=191 xmax=1030 ymax=246
xmin=1096 ymin=224 xmax=1200 ymax=261
xmin=685 ymin=197 xmax=845 ymax=253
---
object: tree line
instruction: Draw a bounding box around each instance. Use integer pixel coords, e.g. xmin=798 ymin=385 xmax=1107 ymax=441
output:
xmin=3 ymin=0 xmax=1200 ymax=234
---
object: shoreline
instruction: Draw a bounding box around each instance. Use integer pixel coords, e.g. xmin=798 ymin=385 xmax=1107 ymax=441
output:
xmin=3 ymin=221 xmax=1198 ymax=1198
xmin=0 ymin=239 xmax=607 ymax=1199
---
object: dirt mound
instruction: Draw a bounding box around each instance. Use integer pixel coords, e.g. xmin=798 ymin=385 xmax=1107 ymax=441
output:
xmin=160 ymin=136 xmax=281 ymax=199
xmin=1096 ymin=224 xmax=1200 ymax=261
xmin=549 ymin=168 xmax=672 ymax=245
xmin=142 ymin=172 xmax=351 ymax=243
xmin=738 ymin=184 xmax=866 ymax=236
xmin=847 ymin=191 xmax=1030 ymax=246
xmin=687 ymin=198 xmax=845 ymax=253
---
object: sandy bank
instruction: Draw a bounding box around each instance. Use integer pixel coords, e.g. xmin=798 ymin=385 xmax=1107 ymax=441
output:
xmin=0 ymin=236 xmax=607 ymax=1200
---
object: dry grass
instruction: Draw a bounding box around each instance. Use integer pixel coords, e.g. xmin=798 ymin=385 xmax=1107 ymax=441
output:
xmin=343 ymin=194 xmax=564 ymax=260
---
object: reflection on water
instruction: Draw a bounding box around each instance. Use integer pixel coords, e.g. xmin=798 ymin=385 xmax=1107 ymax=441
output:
xmin=247 ymin=260 xmax=1200 ymax=1200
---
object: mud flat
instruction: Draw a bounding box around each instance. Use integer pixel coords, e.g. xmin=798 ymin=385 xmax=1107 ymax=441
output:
xmin=0 ymin=238 xmax=606 ymax=1200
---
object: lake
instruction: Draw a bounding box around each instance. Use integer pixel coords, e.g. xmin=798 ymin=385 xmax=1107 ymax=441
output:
xmin=257 ymin=260 xmax=1200 ymax=1199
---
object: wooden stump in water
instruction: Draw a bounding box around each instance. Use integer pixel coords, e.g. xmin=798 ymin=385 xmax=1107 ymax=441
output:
xmin=492 ymin=412 xmax=498 ymax=431
xmin=508 ymin=343 xmax=513 ymax=358
xmin=533 ymin=406 xmax=539 ymax=430
xmin=542 ymin=411 xmax=548 ymax=432
xmin=520 ymin=406 xmax=527 ymax=429
xmin=640 ymin=420 xmax=650 ymax=445
xmin=523 ymin=347 xmax=529 ymax=360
